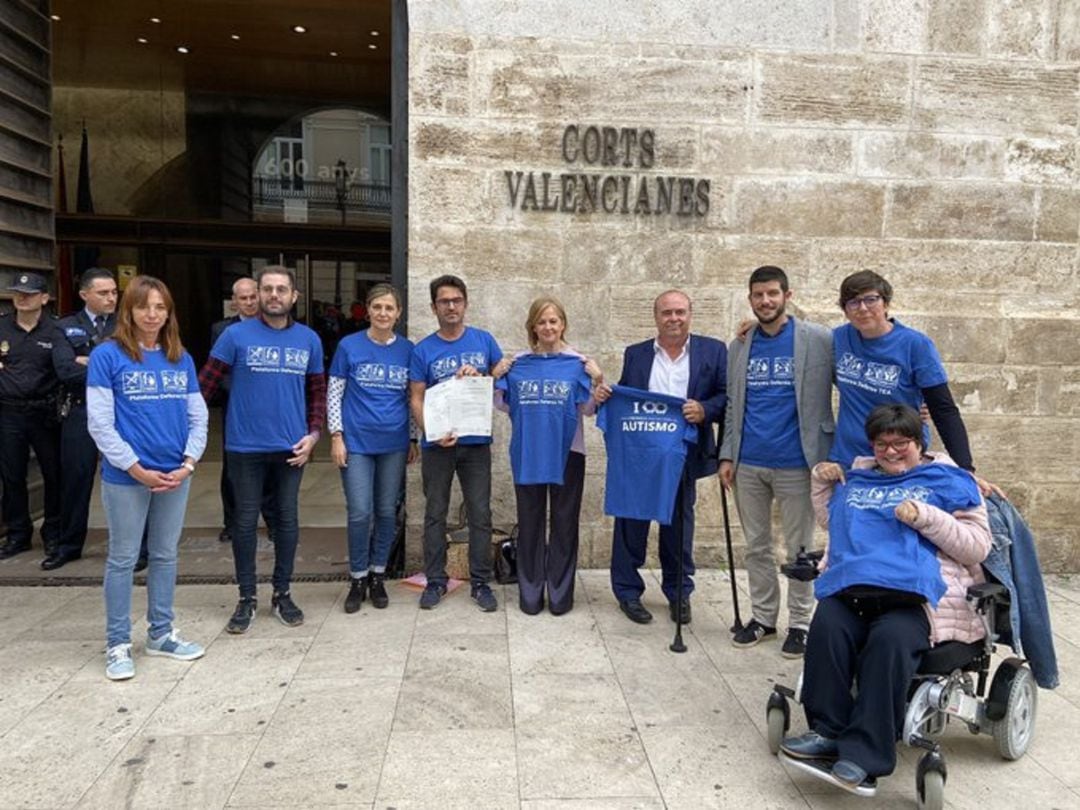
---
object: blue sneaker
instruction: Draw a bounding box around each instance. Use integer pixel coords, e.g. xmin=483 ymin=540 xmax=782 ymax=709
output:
xmin=419 ymin=582 xmax=447 ymax=610
xmin=471 ymin=582 xmax=498 ymax=612
xmin=146 ymin=629 xmax=205 ymax=661
xmin=105 ymin=643 xmax=135 ymax=681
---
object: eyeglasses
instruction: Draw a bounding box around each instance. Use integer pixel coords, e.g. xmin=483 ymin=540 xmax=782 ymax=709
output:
xmin=844 ymin=294 xmax=884 ymax=312
xmin=873 ymin=437 xmax=914 ymax=453
xmin=435 ymin=297 xmax=465 ymax=309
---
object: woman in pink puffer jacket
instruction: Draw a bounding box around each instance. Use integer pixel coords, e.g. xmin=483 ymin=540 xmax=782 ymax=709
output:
xmin=780 ymin=403 xmax=992 ymax=793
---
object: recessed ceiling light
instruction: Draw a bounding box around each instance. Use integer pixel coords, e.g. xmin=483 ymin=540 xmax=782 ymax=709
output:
xmin=149 ymin=17 xmax=162 ymax=24
xmin=137 ymin=37 xmax=148 ymax=44
xmin=291 ymin=25 xmax=307 ymax=34
xmin=370 ymin=30 xmax=380 ymax=36
xmin=329 ymin=51 xmax=338 ymax=57
xmin=230 ymin=34 xmax=240 ymax=41
xmin=368 ymin=43 xmax=377 ymax=50
xmin=176 ymin=45 xmax=190 ymax=54
xmin=50 ymin=14 xmax=60 ymax=21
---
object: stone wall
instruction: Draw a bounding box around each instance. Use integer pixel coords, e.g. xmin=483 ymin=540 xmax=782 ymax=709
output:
xmin=405 ymin=1 xmax=1080 ymax=571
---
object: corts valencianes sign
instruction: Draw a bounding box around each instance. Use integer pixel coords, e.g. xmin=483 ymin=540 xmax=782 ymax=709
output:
xmin=504 ymin=124 xmax=711 ymax=217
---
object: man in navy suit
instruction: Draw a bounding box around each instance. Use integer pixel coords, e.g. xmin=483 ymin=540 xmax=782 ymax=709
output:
xmin=597 ymin=289 xmax=727 ymax=625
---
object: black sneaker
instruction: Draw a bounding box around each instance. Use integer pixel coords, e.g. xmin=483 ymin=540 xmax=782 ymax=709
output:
xmin=227 ymin=597 xmax=257 ymax=634
xmin=731 ymin=619 xmax=777 ymax=648
xmin=344 ymin=577 xmax=367 ymax=614
xmin=369 ymin=573 xmax=389 ymax=609
xmin=272 ymin=592 xmax=304 ymax=627
xmin=419 ymin=582 xmax=446 ymax=610
xmin=471 ymin=582 xmax=498 ymax=612
xmin=782 ymin=627 xmax=808 ymax=658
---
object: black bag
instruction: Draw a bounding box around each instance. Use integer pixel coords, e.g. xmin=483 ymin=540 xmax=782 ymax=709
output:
xmin=493 ymin=526 xmax=518 ymax=585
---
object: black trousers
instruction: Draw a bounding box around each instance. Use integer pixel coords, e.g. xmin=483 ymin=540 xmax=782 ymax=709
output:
xmin=420 ymin=443 xmax=493 ymax=585
xmin=514 ymin=451 xmax=585 ymax=615
xmin=218 ymin=401 xmax=276 ymax=535
xmin=56 ymin=404 xmax=97 ymax=556
xmin=802 ymin=594 xmax=930 ymax=777
xmin=0 ymin=405 xmax=61 ymax=548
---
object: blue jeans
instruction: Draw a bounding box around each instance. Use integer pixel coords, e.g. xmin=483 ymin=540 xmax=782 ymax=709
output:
xmin=340 ymin=450 xmax=406 ymax=576
xmin=102 ymin=478 xmax=191 ymax=648
xmin=228 ymin=452 xmax=303 ymax=598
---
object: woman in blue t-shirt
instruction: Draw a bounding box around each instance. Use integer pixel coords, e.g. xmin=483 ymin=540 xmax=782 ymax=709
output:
xmin=830 ymin=270 xmax=1000 ymax=497
xmin=492 ymin=297 xmax=602 ymax=615
xmin=328 ymin=284 xmax=416 ymax=613
xmin=87 ymin=276 xmax=209 ymax=681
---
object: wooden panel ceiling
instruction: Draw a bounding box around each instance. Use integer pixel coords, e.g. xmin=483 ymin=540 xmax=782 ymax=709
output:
xmin=51 ymin=0 xmax=391 ymax=104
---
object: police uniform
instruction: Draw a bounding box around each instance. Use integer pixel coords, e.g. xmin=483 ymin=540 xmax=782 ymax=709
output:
xmin=0 ymin=274 xmax=62 ymax=559
xmin=47 ymin=307 xmax=116 ymax=567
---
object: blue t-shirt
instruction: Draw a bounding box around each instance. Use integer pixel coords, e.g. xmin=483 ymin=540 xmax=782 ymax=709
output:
xmin=739 ymin=319 xmax=807 ymax=469
xmin=88 ymin=341 xmax=200 ymax=486
xmin=496 ymin=353 xmax=592 ymax=485
xmin=210 ymin=318 xmax=324 ymax=453
xmin=329 ymin=331 xmax=414 ymax=455
xmin=596 ymin=385 xmax=699 ymax=525
xmin=830 ymin=320 xmax=948 ymax=467
xmin=816 ymin=463 xmax=982 ymax=607
xmin=410 ymin=326 xmax=503 ymax=448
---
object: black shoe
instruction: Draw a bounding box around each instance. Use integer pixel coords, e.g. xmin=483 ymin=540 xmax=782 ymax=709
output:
xmin=419 ymin=582 xmax=446 ymax=609
xmin=134 ymin=555 xmax=148 ymax=573
xmin=781 ymin=627 xmax=808 ymax=658
xmin=344 ymin=577 xmax=367 ymax=614
xmin=731 ymin=619 xmax=777 ymax=648
xmin=619 ymin=598 xmax=653 ymax=624
xmin=369 ymin=573 xmax=389 ymax=609
xmin=41 ymin=549 xmax=81 ymax=571
xmin=218 ymin=528 xmax=232 ymax=543
xmin=272 ymin=591 xmax=304 ymax=627
xmin=227 ymin=597 xmax=257 ymax=634
xmin=781 ymin=731 xmax=839 ymax=760
xmin=668 ymin=599 xmax=691 ymax=625
xmin=0 ymin=541 xmax=31 ymax=560
xmin=471 ymin=582 xmax=498 ymax=612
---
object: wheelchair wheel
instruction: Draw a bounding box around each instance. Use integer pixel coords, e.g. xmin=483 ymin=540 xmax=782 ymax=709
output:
xmin=992 ymin=662 xmax=1037 ymax=760
xmin=766 ymin=691 xmax=790 ymax=755
xmin=917 ymin=767 xmax=945 ymax=810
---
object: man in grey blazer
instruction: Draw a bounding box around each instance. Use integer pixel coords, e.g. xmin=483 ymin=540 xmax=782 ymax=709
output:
xmin=719 ymin=265 xmax=833 ymax=657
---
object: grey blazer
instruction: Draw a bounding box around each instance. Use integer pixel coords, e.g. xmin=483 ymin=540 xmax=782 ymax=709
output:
xmin=719 ymin=316 xmax=835 ymax=470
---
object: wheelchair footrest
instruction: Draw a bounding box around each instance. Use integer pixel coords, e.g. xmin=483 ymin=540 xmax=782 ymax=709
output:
xmin=779 ymin=754 xmax=878 ymax=797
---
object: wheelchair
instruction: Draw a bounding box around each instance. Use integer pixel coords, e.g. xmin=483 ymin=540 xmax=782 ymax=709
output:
xmin=766 ymin=553 xmax=1038 ymax=810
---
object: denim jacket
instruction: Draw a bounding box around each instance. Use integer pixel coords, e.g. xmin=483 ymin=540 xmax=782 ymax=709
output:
xmin=983 ymin=494 xmax=1059 ymax=689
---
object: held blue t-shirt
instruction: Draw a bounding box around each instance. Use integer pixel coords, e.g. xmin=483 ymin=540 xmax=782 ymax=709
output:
xmin=596 ymin=385 xmax=699 ymax=525
xmin=830 ymin=320 xmax=948 ymax=467
xmin=739 ymin=319 xmax=807 ymax=469
xmin=496 ymin=353 xmax=592 ymax=485
xmin=816 ymin=463 xmax=982 ymax=607
xmin=87 ymin=341 xmax=200 ymax=485
xmin=409 ymin=326 xmax=503 ymax=448
xmin=210 ymin=318 xmax=324 ymax=453
xmin=329 ymin=331 xmax=414 ymax=455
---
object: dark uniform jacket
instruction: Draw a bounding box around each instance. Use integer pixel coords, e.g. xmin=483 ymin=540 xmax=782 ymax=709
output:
xmin=0 ymin=311 xmax=60 ymax=407
xmin=53 ymin=309 xmax=116 ymax=408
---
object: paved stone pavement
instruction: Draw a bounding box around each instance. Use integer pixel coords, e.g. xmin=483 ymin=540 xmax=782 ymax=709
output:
xmin=0 ymin=570 xmax=1077 ymax=809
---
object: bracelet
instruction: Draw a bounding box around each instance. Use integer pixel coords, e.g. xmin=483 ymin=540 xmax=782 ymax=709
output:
xmin=182 ymin=462 xmax=196 ymax=474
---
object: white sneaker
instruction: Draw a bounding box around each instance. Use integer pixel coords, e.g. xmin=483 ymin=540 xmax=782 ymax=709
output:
xmin=145 ymin=629 xmax=205 ymax=661
xmin=105 ymin=643 xmax=135 ymax=680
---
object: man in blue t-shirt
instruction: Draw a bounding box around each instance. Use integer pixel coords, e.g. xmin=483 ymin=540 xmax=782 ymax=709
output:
xmin=595 ymin=289 xmax=727 ymax=626
xmin=199 ymin=265 xmax=326 ymax=635
xmin=408 ymin=274 xmax=503 ymax=612
xmin=718 ymin=266 xmax=834 ymax=657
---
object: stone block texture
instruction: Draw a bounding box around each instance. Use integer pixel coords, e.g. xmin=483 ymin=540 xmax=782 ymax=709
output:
xmin=408 ymin=2 xmax=1080 ymax=571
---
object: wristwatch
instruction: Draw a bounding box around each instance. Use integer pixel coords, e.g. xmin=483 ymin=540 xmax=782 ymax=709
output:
xmin=182 ymin=462 xmax=196 ymax=474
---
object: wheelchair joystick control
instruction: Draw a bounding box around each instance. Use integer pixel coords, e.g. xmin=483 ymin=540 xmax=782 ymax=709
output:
xmin=781 ymin=547 xmax=824 ymax=582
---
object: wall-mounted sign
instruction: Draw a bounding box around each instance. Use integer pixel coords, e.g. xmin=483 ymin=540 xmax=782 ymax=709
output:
xmin=504 ymin=125 xmax=710 ymax=217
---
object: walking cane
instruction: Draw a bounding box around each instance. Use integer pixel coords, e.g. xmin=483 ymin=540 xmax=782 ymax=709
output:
xmin=720 ymin=481 xmax=744 ymax=633
xmin=670 ymin=467 xmax=689 ymax=653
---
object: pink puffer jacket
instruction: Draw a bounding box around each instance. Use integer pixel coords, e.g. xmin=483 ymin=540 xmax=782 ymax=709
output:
xmin=811 ymin=453 xmax=993 ymax=645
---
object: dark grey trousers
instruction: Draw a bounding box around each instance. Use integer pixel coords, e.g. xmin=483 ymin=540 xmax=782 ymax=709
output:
xmin=421 ymin=443 xmax=493 ymax=585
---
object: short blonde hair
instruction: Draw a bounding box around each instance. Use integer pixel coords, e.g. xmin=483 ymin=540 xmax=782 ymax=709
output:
xmin=525 ymin=297 xmax=568 ymax=351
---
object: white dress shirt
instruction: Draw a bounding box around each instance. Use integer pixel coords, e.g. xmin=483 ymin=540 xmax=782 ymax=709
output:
xmin=648 ymin=338 xmax=690 ymax=399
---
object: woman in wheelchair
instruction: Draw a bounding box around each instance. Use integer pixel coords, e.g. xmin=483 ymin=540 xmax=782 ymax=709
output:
xmin=780 ymin=403 xmax=992 ymax=792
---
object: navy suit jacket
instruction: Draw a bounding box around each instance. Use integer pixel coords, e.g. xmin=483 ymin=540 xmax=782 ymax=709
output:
xmin=616 ymin=334 xmax=727 ymax=479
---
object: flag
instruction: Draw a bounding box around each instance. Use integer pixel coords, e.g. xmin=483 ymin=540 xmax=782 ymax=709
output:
xmin=55 ymin=135 xmax=74 ymax=313
xmin=74 ymin=125 xmax=99 ymax=276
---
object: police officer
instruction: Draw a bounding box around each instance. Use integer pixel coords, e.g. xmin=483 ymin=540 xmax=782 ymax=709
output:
xmin=44 ymin=268 xmax=118 ymax=570
xmin=0 ymin=272 xmax=62 ymax=560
